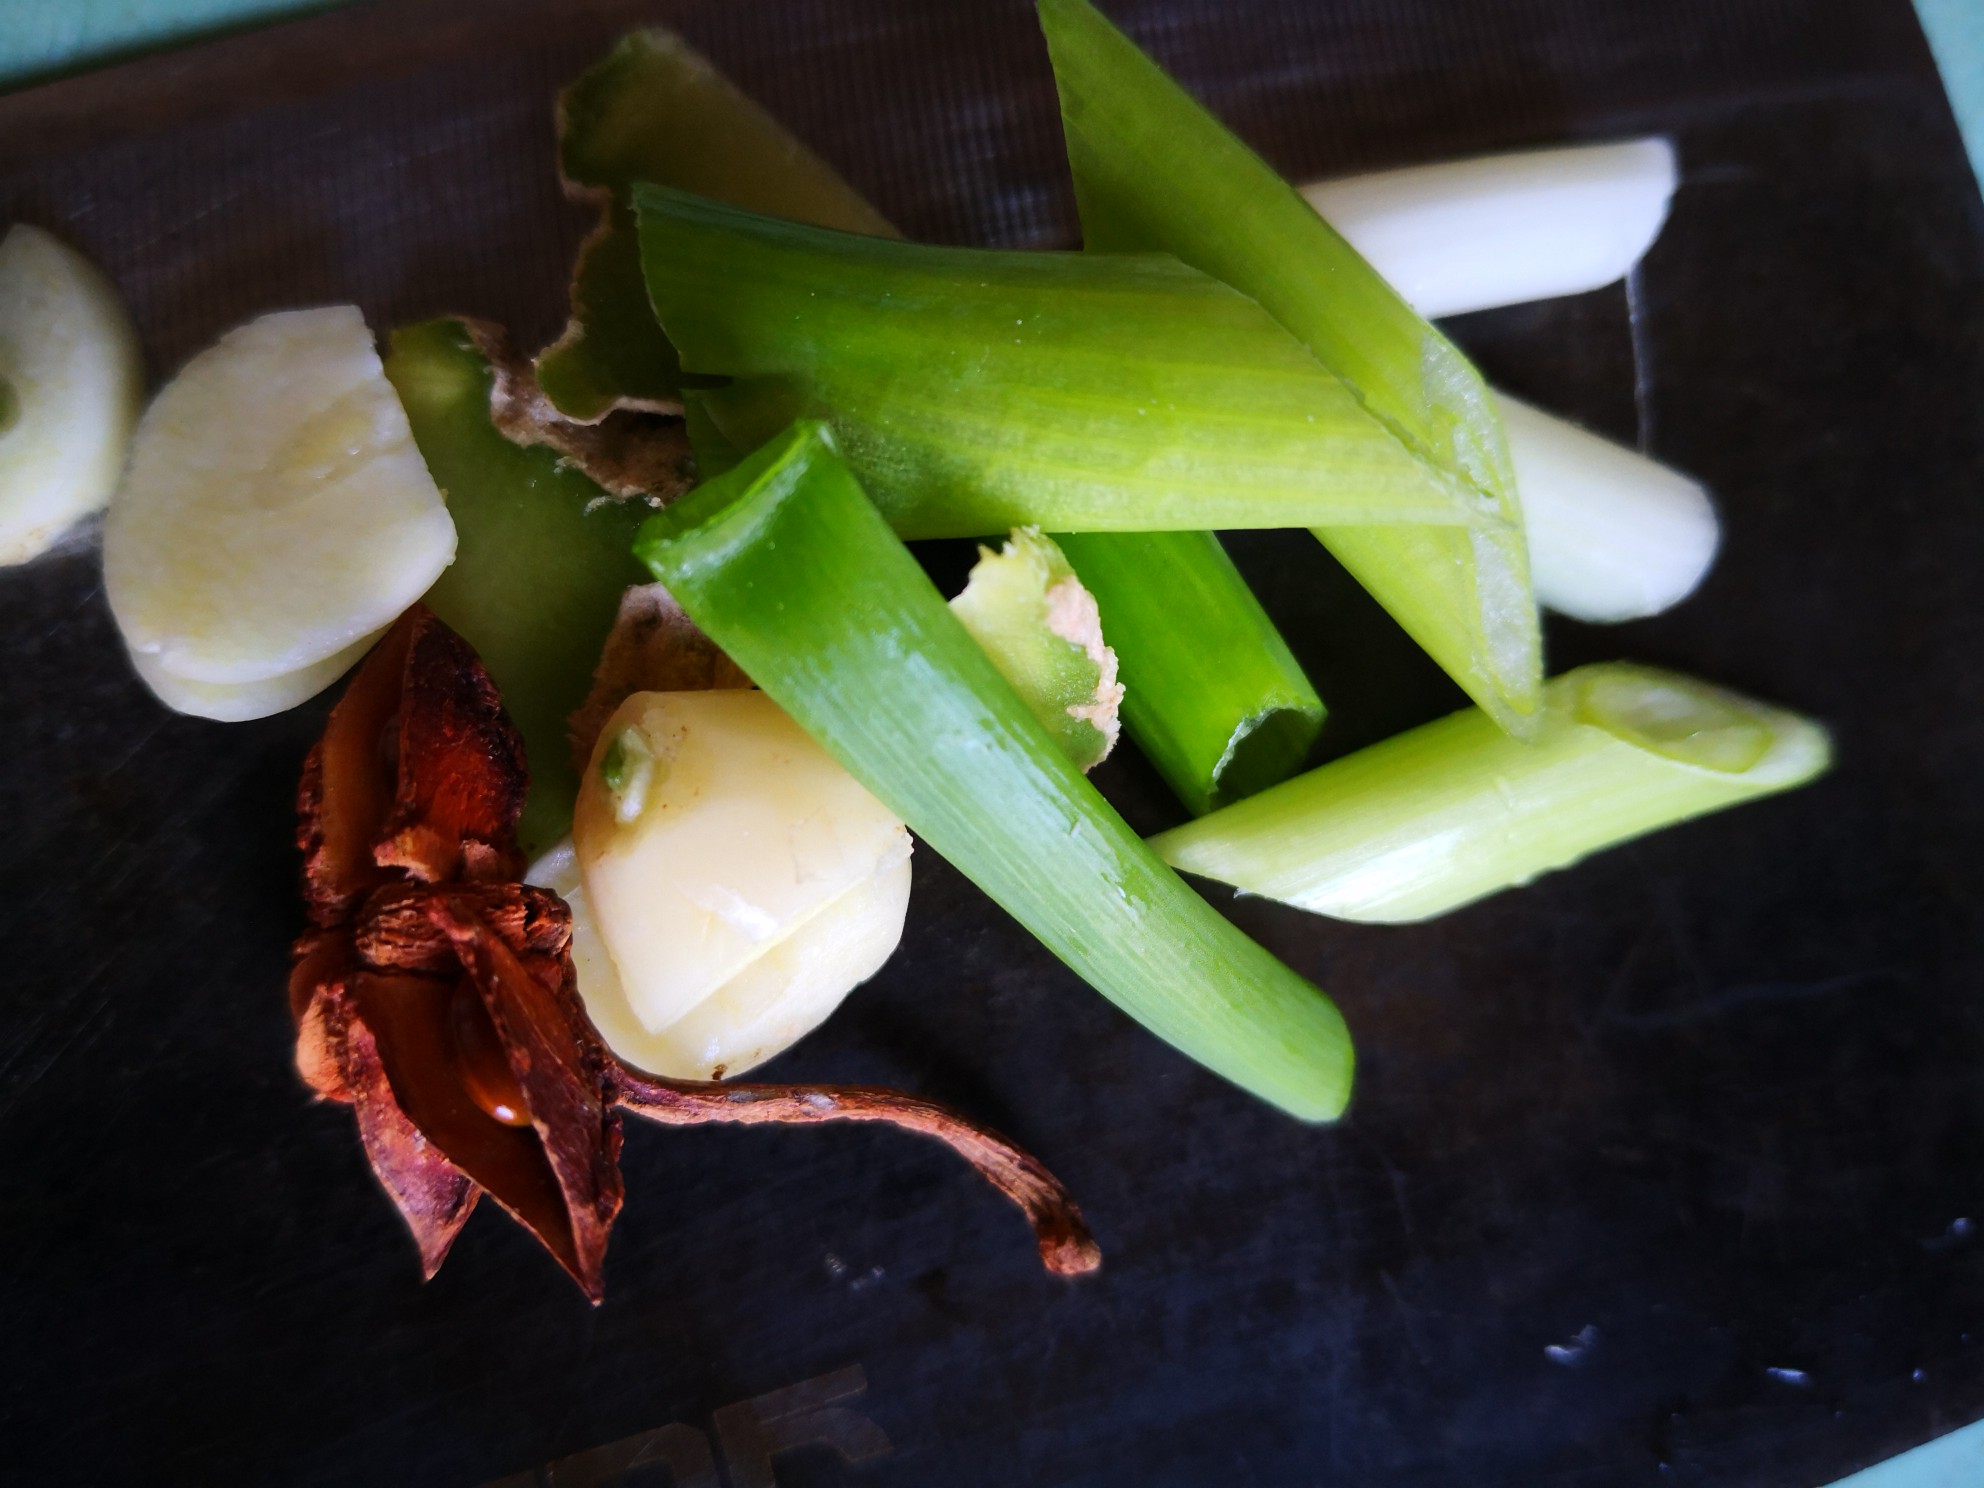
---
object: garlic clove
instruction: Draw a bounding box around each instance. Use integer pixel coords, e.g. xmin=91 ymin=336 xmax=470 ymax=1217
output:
xmin=0 ymin=225 xmax=144 ymax=566
xmin=570 ymin=689 xmax=912 ymax=1037
xmin=105 ymin=305 xmax=455 ymax=694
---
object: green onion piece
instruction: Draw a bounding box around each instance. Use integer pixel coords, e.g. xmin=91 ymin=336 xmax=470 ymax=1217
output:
xmin=683 ymin=390 xmax=745 ymax=480
xmin=383 ymin=318 xmax=650 ymax=855
xmin=1151 ymin=663 xmax=1831 ymax=924
xmin=536 ymin=203 xmax=688 ymax=421
xmin=950 ymin=527 xmax=1122 ymax=771
xmin=566 ymin=31 xmax=1328 ymax=819
xmin=1054 ymin=530 xmax=1321 ymax=814
xmin=634 ymin=185 xmax=1496 ymax=539
xmin=536 ymin=28 xmax=891 ymax=420
xmin=1036 ymin=0 xmax=1542 ymax=735
xmin=633 ymin=419 xmax=1353 ymax=1121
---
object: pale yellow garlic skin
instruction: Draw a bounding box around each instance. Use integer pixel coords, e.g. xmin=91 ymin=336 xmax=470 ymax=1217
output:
xmin=104 ymin=305 xmax=455 ymax=716
xmin=0 ymin=225 xmax=144 ymax=566
xmin=558 ymin=688 xmax=912 ymax=1079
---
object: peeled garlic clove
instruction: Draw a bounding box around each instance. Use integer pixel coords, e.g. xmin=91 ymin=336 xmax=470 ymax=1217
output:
xmin=0 ymin=225 xmax=144 ymax=565
xmin=638 ymin=853 xmax=909 ymax=1078
xmin=570 ymin=688 xmax=912 ymax=1040
xmin=529 ymin=834 xmax=909 ymax=1080
xmin=126 ymin=629 xmax=380 ymax=723
xmin=105 ymin=305 xmax=455 ymax=698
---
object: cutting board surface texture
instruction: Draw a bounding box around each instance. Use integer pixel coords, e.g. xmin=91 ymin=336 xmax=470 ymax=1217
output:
xmin=2 ymin=2 xmax=1981 ymax=1484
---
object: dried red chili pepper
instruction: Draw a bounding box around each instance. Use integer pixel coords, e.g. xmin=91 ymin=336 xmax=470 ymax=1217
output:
xmin=290 ymin=606 xmax=1098 ymax=1300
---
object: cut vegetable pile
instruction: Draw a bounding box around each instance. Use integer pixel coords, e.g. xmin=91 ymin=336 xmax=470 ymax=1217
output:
xmin=10 ymin=0 xmax=1835 ymax=1297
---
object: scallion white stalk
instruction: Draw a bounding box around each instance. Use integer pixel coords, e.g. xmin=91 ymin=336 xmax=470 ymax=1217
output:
xmin=1151 ymin=663 xmax=1829 ymax=924
xmin=1501 ymin=393 xmax=1719 ymax=623
xmin=1301 ymin=139 xmax=1678 ymax=320
xmin=1300 ymin=140 xmax=1711 ymax=622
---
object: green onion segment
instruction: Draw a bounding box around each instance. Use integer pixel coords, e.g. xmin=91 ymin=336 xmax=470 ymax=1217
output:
xmin=1151 ymin=663 xmax=1831 ymax=924
xmin=634 ymin=185 xmax=1494 ymax=538
xmin=544 ymin=30 xmax=1328 ymax=821
xmin=633 ymin=419 xmax=1354 ymax=1121
xmin=1036 ymin=0 xmax=1542 ymax=736
xmin=384 ymin=318 xmax=650 ymax=856
xmin=1054 ymin=530 xmax=1321 ymax=814
xmin=536 ymin=28 xmax=891 ymax=420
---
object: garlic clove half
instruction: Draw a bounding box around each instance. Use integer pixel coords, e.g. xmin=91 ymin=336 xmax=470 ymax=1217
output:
xmin=529 ymin=833 xmax=908 ymax=1080
xmin=565 ymin=689 xmax=912 ymax=1065
xmin=105 ymin=305 xmax=455 ymax=701
xmin=0 ymin=225 xmax=144 ymax=566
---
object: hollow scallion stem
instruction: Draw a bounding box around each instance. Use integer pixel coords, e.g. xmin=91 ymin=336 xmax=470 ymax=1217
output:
xmin=1036 ymin=0 xmax=1542 ymax=735
xmin=633 ymin=419 xmax=1354 ymax=1121
xmin=634 ymin=185 xmax=1496 ymax=538
xmin=1054 ymin=530 xmax=1321 ymax=813
xmin=1150 ymin=663 xmax=1831 ymax=923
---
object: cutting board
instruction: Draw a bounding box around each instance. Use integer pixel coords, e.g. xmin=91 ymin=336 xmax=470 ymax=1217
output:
xmin=3 ymin=1 xmax=1981 ymax=1483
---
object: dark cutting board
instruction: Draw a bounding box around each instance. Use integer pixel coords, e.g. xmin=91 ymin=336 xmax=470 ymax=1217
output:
xmin=3 ymin=1 xmax=1981 ymax=1484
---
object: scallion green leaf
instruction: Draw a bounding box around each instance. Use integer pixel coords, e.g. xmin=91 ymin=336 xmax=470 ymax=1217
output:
xmin=633 ymin=419 xmax=1354 ymax=1121
xmin=1150 ymin=663 xmax=1831 ymax=924
xmin=536 ymin=28 xmax=891 ymax=420
xmin=1036 ymin=0 xmax=1543 ymax=735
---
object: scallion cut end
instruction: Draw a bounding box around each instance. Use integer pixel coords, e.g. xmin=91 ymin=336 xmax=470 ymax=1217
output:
xmin=1054 ymin=528 xmax=1322 ymax=814
xmin=1152 ymin=662 xmax=1830 ymax=924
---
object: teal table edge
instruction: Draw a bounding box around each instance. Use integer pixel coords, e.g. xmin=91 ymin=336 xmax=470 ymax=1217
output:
xmin=1913 ymin=0 xmax=1984 ymax=194
xmin=0 ymin=0 xmax=360 ymax=91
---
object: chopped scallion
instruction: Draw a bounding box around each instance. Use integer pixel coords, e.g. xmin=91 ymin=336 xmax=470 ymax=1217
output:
xmin=634 ymin=185 xmax=1500 ymax=538
xmin=557 ymin=32 xmax=1330 ymax=815
xmin=1054 ymin=530 xmax=1322 ymax=813
xmin=633 ymin=419 xmax=1354 ymax=1121
xmin=1150 ymin=663 xmax=1831 ymax=924
xmin=1299 ymin=139 xmax=1678 ymax=320
xmin=1499 ymin=393 xmax=1719 ymax=624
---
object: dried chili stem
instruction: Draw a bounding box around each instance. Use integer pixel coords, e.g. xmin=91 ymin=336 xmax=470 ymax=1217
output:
xmin=610 ymin=1069 xmax=1100 ymax=1275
